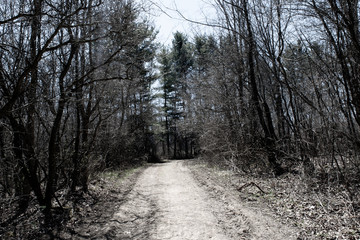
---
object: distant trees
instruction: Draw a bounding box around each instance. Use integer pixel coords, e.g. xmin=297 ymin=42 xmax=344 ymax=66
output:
xmin=159 ymin=32 xmax=195 ymax=159
xmin=0 ymin=0 xmax=157 ymax=220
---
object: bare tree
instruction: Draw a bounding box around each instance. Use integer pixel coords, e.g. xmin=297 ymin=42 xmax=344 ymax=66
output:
xmin=0 ymin=0 xmax=158 ymax=222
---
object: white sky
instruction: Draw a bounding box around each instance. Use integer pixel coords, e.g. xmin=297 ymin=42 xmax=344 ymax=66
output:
xmin=148 ymin=0 xmax=217 ymax=45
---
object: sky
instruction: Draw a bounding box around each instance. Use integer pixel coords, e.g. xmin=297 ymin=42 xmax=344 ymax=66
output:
xmin=149 ymin=0 xmax=217 ymax=45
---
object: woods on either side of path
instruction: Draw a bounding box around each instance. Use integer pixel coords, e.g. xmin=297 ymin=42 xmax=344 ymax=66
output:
xmin=0 ymin=0 xmax=360 ymax=239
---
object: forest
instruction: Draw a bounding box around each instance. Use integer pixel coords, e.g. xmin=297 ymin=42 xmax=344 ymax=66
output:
xmin=0 ymin=0 xmax=359 ymax=238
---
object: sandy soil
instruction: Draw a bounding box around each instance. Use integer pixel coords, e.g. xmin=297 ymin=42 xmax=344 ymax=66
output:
xmin=74 ymin=160 xmax=298 ymax=239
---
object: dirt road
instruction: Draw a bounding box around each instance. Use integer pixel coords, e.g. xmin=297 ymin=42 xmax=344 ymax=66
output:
xmin=146 ymin=161 xmax=228 ymax=239
xmin=96 ymin=160 xmax=298 ymax=240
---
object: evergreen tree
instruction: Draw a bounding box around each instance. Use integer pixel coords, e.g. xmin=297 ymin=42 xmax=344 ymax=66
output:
xmin=159 ymin=32 xmax=193 ymax=158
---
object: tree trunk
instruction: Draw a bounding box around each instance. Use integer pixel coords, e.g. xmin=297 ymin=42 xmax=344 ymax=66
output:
xmin=44 ymin=41 xmax=78 ymax=220
xmin=242 ymin=0 xmax=284 ymax=175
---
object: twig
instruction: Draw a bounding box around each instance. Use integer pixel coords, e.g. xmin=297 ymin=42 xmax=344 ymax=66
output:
xmin=237 ymin=182 xmax=267 ymax=194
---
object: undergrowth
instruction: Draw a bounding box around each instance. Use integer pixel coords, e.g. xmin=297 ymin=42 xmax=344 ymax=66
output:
xmin=0 ymin=164 xmax=146 ymax=240
xmin=195 ymin=156 xmax=360 ymax=239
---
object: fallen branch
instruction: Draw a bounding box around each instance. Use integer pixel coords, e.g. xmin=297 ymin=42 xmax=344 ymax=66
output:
xmin=237 ymin=182 xmax=267 ymax=194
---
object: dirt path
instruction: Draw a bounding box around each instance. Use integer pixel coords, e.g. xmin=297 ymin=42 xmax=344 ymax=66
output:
xmin=103 ymin=161 xmax=227 ymax=239
xmin=147 ymin=161 xmax=228 ymax=239
xmin=100 ymin=160 xmax=298 ymax=240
